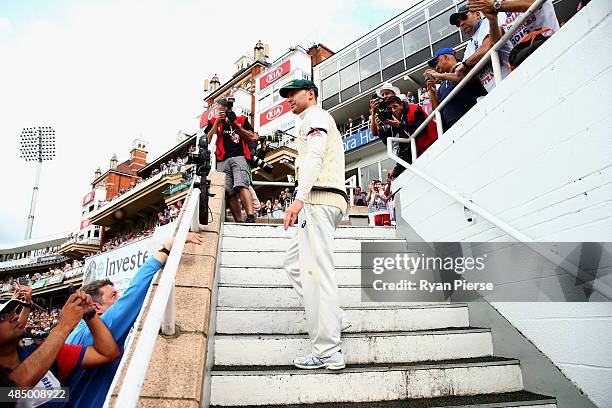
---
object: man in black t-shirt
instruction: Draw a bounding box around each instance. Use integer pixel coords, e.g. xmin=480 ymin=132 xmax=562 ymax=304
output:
xmin=424 ymin=48 xmax=487 ymax=131
xmin=205 ymin=98 xmax=258 ymax=222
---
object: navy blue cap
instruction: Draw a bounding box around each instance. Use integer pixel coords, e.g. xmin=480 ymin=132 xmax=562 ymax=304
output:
xmin=449 ymin=5 xmax=469 ymax=25
xmin=428 ymin=48 xmax=456 ymax=67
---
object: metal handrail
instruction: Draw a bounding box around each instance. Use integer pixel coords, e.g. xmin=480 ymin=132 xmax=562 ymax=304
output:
xmin=113 ymin=127 xmax=213 ymax=407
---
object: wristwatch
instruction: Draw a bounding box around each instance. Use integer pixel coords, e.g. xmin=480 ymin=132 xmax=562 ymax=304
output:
xmin=83 ymin=310 xmax=97 ymax=321
xmin=494 ymin=0 xmax=503 ymax=11
xmin=158 ymin=246 xmax=171 ymax=256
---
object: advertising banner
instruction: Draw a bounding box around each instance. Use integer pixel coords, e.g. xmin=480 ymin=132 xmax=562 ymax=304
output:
xmin=199 ymin=105 xmax=221 ymax=129
xmin=82 ymin=191 xmax=95 ymax=206
xmin=260 ymin=99 xmax=291 ymax=127
xmin=259 ymin=60 xmax=291 ymax=90
xmin=82 ymin=223 xmax=174 ymax=294
xmin=343 ymin=128 xmax=378 ymax=153
xmin=30 ymin=279 xmax=47 ymax=289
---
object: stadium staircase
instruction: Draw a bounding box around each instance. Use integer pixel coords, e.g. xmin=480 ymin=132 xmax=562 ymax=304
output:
xmin=205 ymin=222 xmax=558 ymax=407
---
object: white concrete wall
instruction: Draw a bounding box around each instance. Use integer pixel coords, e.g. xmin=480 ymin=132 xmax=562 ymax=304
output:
xmin=394 ymin=1 xmax=612 ymax=406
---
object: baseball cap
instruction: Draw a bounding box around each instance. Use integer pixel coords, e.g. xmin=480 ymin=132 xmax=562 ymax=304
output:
xmin=376 ymin=82 xmax=401 ymax=98
xmin=0 ymin=299 xmax=28 ymax=317
xmin=428 ymin=48 xmax=456 ymax=67
xmin=279 ymin=79 xmax=318 ymax=98
xmin=449 ymin=5 xmax=469 ymax=26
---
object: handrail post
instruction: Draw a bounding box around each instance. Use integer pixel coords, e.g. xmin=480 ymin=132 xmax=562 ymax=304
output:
xmin=161 ymin=285 xmax=176 ymax=336
xmin=490 ymin=49 xmax=503 ymax=86
xmin=434 ymin=111 xmax=444 ymax=139
xmin=209 ymin=134 xmax=217 ymax=171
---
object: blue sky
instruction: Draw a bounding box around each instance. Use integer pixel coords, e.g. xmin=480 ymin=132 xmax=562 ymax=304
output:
xmin=0 ymin=0 xmax=410 ymax=244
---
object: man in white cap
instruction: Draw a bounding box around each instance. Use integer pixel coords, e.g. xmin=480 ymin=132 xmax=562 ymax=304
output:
xmin=280 ymin=79 xmax=348 ymax=370
xmin=369 ymin=82 xmax=401 ymax=136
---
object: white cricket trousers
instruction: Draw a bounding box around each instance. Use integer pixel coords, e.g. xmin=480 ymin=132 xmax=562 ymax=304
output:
xmin=284 ymin=203 xmax=343 ymax=357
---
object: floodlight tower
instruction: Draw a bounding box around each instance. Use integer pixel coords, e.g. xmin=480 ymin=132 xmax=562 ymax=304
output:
xmin=19 ymin=126 xmax=56 ymax=239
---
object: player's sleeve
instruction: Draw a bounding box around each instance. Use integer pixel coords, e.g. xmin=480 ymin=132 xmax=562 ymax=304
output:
xmin=295 ymin=111 xmax=329 ymax=201
xmin=55 ymin=344 xmax=86 ymax=381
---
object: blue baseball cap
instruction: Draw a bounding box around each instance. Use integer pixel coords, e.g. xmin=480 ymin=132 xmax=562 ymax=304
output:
xmin=428 ymin=48 xmax=456 ymax=67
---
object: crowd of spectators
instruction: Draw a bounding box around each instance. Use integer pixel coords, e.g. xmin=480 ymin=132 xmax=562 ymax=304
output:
xmin=259 ymin=188 xmax=294 ymax=219
xmin=157 ymin=201 xmax=183 ymax=226
xmin=352 ymin=178 xmax=395 ymax=227
xmin=0 ymin=260 xmax=83 ymax=294
xmin=97 ymin=157 xmax=189 ymax=208
xmin=24 ymin=306 xmax=61 ymax=340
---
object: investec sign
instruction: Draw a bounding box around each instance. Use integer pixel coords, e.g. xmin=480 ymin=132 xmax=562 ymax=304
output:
xmin=82 ymin=223 xmax=173 ymax=294
xmin=259 ymin=60 xmax=290 ymax=90
xmin=260 ymin=99 xmax=291 ymax=126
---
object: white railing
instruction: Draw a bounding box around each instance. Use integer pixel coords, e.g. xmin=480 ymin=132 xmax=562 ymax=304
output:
xmin=386 ymin=0 xmax=549 ymax=243
xmin=113 ymin=128 xmax=216 ymax=407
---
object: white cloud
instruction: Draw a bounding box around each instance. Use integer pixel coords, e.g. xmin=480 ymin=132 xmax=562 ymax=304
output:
xmin=0 ymin=0 xmax=405 ymax=244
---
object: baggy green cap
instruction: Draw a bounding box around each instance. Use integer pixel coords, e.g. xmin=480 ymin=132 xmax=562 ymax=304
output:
xmin=279 ymin=79 xmax=318 ymax=98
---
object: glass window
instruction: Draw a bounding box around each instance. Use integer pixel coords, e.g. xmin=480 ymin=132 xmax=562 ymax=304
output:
xmin=320 ymin=61 xmax=337 ymax=79
xmin=380 ymin=158 xmax=396 ymax=179
xmin=339 ymin=62 xmax=359 ymax=89
xmin=428 ymin=0 xmax=453 ymax=17
xmin=359 ymin=51 xmax=380 ymax=79
xmin=359 ymin=162 xmax=380 ymax=189
xmin=358 ymin=38 xmax=377 ymax=56
xmin=379 ymin=25 xmax=400 ymax=45
xmin=339 ymin=50 xmax=357 ymax=68
xmin=402 ymin=11 xmax=425 ymax=32
xmin=94 ymin=229 xmax=100 ymax=238
xmin=403 ymin=24 xmax=430 ymax=56
xmin=429 ymin=8 xmax=458 ymax=43
xmin=322 ymin=73 xmax=339 ymax=99
xmin=380 ymin=37 xmax=403 ymax=68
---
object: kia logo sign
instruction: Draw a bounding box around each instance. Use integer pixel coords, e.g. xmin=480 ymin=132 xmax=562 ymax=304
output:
xmin=260 ymin=99 xmax=291 ymax=126
xmin=260 ymin=60 xmax=291 ymax=89
xmin=266 ymin=67 xmax=284 ymax=83
xmin=266 ymin=105 xmax=284 ymax=121
xmin=200 ymin=105 xmax=221 ymax=128
xmin=207 ymin=106 xmax=220 ymax=121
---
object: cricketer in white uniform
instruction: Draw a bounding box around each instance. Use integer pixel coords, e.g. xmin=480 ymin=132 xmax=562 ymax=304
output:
xmin=280 ymin=79 xmax=349 ymax=370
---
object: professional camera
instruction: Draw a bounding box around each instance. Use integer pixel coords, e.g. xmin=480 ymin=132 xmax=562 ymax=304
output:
xmin=249 ymin=142 xmax=273 ymax=173
xmin=259 ymin=133 xmax=281 ymax=143
xmin=187 ymin=135 xmax=214 ymax=224
xmin=371 ymin=92 xmax=393 ymax=121
xmin=224 ymin=97 xmax=237 ymax=123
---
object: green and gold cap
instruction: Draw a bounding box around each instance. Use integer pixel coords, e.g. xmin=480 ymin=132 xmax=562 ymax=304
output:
xmin=279 ymin=79 xmax=318 ymax=98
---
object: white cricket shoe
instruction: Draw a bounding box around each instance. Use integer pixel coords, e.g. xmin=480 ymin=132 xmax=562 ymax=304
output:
xmin=293 ymin=350 xmax=346 ymax=370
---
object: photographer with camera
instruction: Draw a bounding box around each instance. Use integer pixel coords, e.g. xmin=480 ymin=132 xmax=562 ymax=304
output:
xmin=205 ymin=97 xmax=258 ymax=223
xmin=371 ymin=89 xmax=437 ymax=177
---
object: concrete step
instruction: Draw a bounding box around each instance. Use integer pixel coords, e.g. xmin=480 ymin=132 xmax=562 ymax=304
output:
xmin=221 ymin=250 xmax=401 ymax=268
xmin=215 ymin=304 xmax=470 ymax=334
xmin=213 ymin=328 xmax=493 ymax=366
xmin=221 ymin=236 xmax=405 ymax=251
xmin=210 ymin=391 xmax=556 ymax=407
xmin=223 ymin=223 xmax=397 ymax=239
xmin=219 ymin=266 xmax=365 ymax=286
xmin=217 ymin=284 xmax=436 ymax=308
xmin=209 ymin=357 xmax=523 ymax=406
